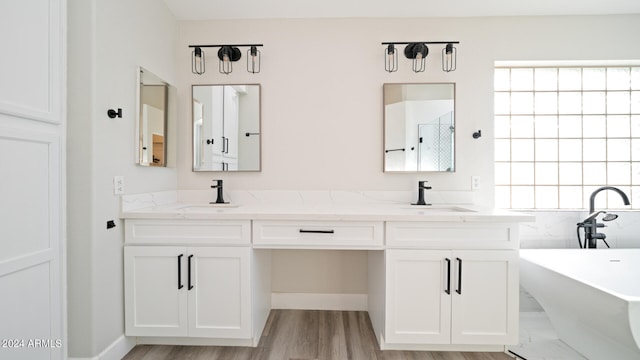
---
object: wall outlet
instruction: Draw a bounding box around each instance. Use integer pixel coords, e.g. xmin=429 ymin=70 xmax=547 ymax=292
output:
xmin=113 ymin=176 xmax=124 ymax=195
xmin=471 ymin=176 xmax=480 ymax=190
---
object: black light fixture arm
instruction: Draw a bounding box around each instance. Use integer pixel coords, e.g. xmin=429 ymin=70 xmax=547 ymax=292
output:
xmin=188 ymin=44 xmax=264 ymax=49
xmin=381 ymin=41 xmax=460 ymax=46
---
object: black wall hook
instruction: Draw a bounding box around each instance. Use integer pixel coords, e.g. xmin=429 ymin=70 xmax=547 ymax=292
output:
xmin=108 ymin=108 xmax=122 ymax=118
xmin=473 ymin=130 xmax=482 ymax=139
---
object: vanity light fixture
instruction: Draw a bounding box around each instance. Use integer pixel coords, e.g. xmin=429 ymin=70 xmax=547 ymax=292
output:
xmin=405 ymin=42 xmax=428 ymax=73
xmin=442 ymin=43 xmax=457 ymax=72
xmin=247 ymin=46 xmax=261 ymax=74
xmin=382 ymin=41 xmax=460 ymax=73
xmin=218 ymin=46 xmax=241 ymax=74
xmin=385 ymin=44 xmax=398 ymax=73
xmin=192 ymin=47 xmax=205 ymax=75
xmin=188 ymin=44 xmax=263 ymax=75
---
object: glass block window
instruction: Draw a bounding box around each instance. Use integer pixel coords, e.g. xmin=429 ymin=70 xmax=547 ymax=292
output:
xmin=494 ymin=66 xmax=640 ymax=209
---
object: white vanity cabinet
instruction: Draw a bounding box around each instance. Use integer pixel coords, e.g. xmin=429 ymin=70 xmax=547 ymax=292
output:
xmin=123 ymin=219 xmax=269 ymax=345
xmin=379 ymin=222 xmax=519 ymax=350
xmin=124 ymin=246 xmax=251 ymax=338
xmin=120 ymin=197 xmax=533 ymax=352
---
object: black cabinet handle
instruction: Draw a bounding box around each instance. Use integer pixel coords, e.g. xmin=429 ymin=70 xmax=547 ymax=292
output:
xmin=299 ymin=229 xmax=335 ymax=234
xmin=456 ymin=257 xmax=462 ymax=295
xmin=177 ymin=254 xmax=184 ymax=289
xmin=222 ymin=137 xmax=229 ymax=154
xmin=445 ymin=258 xmax=451 ymax=295
xmin=188 ymin=255 xmax=194 ymax=290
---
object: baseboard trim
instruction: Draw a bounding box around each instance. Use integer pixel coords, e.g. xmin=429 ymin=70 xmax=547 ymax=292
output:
xmin=379 ymin=335 xmax=507 ymax=352
xmin=271 ymin=293 xmax=368 ymax=311
xmin=68 ymin=334 xmax=136 ymax=360
xmin=136 ymin=336 xmax=254 ymax=347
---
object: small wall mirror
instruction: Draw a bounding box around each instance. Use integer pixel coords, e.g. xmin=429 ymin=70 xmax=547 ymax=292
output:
xmin=192 ymin=84 xmax=261 ymax=172
xmin=383 ymin=83 xmax=455 ymax=172
xmin=136 ymin=67 xmax=175 ymax=167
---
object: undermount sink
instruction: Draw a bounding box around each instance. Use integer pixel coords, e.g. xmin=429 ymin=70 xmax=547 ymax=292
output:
xmin=181 ymin=203 xmax=240 ymax=211
xmin=400 ymin=205 xmax=475 ymax=213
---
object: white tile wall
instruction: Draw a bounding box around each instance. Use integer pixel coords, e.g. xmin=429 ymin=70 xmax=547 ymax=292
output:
xmin=517 ymin=210 xmax=640 ymax=249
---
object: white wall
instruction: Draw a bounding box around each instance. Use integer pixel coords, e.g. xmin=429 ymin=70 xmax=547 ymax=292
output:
xmin=176 ymin=15 xmax=640 ymax=297
xmin=176 ymin=15 xmax=640 ymax=197
xmin=67 ymin=0 xmax=177 ymax=357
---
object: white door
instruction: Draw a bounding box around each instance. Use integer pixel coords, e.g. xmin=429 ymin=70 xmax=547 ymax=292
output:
xmin=0 ymin=0 xmax=65 ymax=359
xmin=124 ymin=246 xmax=188 ymax=337
xmin=450 ymin=250 xmax=518 ymax=345
xmin=385 ymin=249 xmax=452 ymax=344
xmin=223 ymin=87 xmax=239 ymax=162
xmin=188 ymin=247 xmax=251 ymax=338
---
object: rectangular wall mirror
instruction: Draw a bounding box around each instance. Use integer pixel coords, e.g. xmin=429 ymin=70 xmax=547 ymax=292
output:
xmin=192 ymin=84 xmax=261 ymax=172
xmin=136 ymin=67 xmax=176 ymax=167
xmin=383 ymin=83 xmax=455 ymax=172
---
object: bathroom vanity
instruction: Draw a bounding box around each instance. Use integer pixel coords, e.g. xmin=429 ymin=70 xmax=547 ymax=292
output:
xmin=120 ymin=191 xmax=533 ymax=352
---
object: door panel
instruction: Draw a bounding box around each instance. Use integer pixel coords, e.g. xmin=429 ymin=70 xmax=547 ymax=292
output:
xmin=188 ymin=247 xmax=251 ymax=338
xmin=124 ymin=246 xmax=187 ymax=336
xmin=386 ymin=249 xmax=451 ymax=344
xmin=451 ymin=250 xmax=518 ymax=345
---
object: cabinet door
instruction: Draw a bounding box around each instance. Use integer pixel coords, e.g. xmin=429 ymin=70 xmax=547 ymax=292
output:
xmin=188 ymin=247 xmax=251 ymax=338
xmin=124 ymin=246 xmax=188 ymax=336
xmin=385 ymin=249 xmax=452 ymax=344
xmin=450 ymin=250 xmax=518 ymax=345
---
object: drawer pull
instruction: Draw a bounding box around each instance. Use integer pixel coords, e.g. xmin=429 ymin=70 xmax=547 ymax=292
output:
xmin=299 ymin=229 xmax=335 ymax=234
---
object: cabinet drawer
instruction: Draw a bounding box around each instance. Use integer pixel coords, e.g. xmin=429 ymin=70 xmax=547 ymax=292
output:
xmin=125 ymin=220 xmax=251 ymax=246
xmin=253 ymin=220 xmax=384 ymax=249
xmin=386 ymin=222 xmax=517 ymax=250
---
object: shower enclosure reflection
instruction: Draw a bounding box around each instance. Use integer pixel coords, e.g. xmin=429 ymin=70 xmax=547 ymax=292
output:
xmin=384 ymin=83 xmax=455 ymax=172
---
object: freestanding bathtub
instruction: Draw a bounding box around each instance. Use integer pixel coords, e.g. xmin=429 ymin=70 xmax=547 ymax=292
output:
xmin=520 ymin=249 xmax=640 ymax=360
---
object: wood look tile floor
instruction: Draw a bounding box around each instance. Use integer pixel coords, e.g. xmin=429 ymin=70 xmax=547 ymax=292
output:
xmin=123 ymin=310 xmax=514 ymax=360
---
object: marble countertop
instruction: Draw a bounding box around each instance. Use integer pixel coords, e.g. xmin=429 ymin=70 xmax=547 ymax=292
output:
xmin=120 ymin=190 xmax=534 ymax=223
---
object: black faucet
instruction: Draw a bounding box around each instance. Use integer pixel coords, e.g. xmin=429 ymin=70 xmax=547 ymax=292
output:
xmin=210 ymin=179 xmax=227 ymax=204
xmin=578 ymin=186 xmax=630 ymax=248
xmin=413 ymin=180 xmax=432 ymax=206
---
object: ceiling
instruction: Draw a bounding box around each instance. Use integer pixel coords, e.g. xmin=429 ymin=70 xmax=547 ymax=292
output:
xmin=164 ymin=0 xmax=640 ymax=20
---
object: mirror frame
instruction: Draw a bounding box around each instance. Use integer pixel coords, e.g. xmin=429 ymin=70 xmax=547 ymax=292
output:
xmin=191 ymin=84 xmax=262 ymax=172
xmin=135 ymin=66 xmax=175 ymax=167
xmin=383 ymin=82 xmax=456 ymax=173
